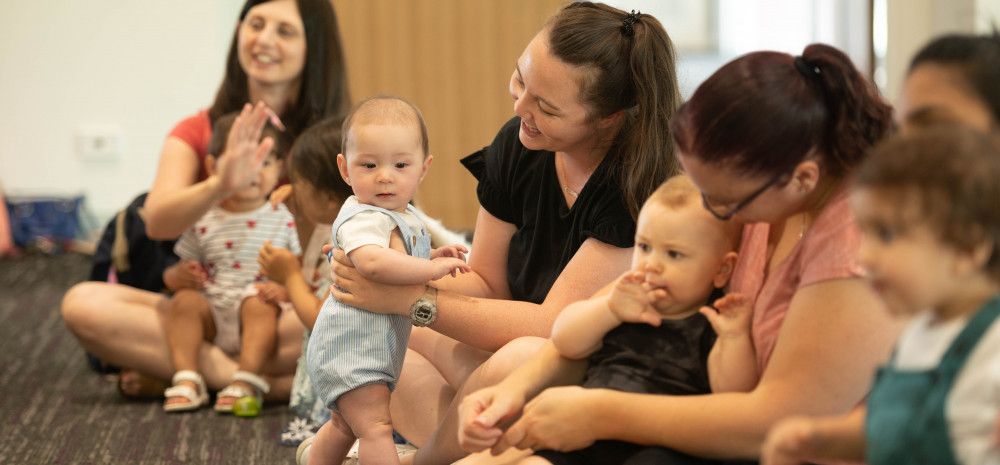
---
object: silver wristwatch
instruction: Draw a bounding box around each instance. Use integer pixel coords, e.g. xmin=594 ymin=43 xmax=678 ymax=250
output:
xmin=409 ymin=286 xmax=438 ymax=327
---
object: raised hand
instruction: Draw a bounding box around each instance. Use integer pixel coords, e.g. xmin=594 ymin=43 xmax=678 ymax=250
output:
xmin=215 ymin=102 xmax=279 ymax=195
xmin=699 ymin=292 xmax=752 ymax=339
xmin=607 ymin=270 xmax=662 ymax=327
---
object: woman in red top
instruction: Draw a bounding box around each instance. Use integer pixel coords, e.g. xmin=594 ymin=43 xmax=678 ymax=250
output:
xmin=61 ymin=0 xmax=349 ymax=401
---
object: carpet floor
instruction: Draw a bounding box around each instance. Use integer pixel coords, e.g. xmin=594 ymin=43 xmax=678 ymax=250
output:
xmin=0 ymin=253 xmax=295 ymax=465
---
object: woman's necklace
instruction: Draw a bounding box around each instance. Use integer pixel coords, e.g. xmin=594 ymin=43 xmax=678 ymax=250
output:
xmin=557 ymin=154 xmax=582 ymax=198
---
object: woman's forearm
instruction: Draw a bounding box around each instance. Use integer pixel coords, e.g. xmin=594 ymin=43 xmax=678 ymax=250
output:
xmin=145 ymin=175 xmax=228 ymax=239
xmin=589 ymin=389 xmax=780 ymax=459
xmin=433 ymin=291 xmax=559 ymax=352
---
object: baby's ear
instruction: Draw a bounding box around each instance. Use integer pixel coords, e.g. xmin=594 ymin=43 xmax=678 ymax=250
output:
xmin=713 ymin=251 xmax=739 ymax=288
xmin=420 ymin=154 xmax=434 ymax=182
xmin=336 ymin=153 xmax=351 ymax=185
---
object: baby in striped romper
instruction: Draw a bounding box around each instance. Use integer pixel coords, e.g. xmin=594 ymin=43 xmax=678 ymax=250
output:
xmin=303 ymin=96 xmax=470 ymax=465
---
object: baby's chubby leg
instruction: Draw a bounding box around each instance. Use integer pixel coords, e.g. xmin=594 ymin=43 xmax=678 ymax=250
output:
xmin=308 ymin=412 xmax=356 ymax=465
xmin=339 ymin=383 xmax=401 ymax=465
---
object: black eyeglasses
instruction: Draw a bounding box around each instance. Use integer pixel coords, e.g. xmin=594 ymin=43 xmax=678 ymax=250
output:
xmin=701 ymin=172 xmax=787 ymax=221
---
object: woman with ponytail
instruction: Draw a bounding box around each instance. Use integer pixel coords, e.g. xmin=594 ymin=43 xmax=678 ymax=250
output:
xmin=457 ymin=44 xmax=901 ymax=463
xmin=315 ymin=3 xmax=681 ymax=464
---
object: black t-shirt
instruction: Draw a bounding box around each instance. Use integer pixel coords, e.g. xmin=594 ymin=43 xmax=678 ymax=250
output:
xmin=460 ymin=117 xmax=635 ymax=304
xmin=582 ymin=313 xmax=717 ymax=395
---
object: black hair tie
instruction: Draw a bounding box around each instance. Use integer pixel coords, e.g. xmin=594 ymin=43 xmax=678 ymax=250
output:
xmin=793 ymin=56 xmax=822 ymax=81
xmin=621 ymin=10 xmax=641 ymax=37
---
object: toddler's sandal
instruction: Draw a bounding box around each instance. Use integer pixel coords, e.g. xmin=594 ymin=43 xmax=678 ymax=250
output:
xmin=214 ymin=370 xmax=270 ymax=417
xmin=163 ymin=370 xmax=209 ymax=413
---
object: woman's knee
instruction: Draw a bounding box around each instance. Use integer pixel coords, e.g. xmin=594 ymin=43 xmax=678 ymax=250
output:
xmin=61 ymin=282 xmax=109 ymax=337
xmin=477 ymin=336 xmax=548 ymax=385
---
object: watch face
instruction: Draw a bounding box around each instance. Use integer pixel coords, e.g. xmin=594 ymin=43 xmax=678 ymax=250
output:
xmin=414 ymin=304 xmax=434 ymax=322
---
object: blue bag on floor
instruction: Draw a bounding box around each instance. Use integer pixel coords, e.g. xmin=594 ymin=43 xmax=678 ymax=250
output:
xmin=6 ymin=195 xmax=84 ymax=250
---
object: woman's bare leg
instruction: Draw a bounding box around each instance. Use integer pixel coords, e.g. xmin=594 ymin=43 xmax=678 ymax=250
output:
xmin=409 ymin=337 xmax=549 ymax=465
xmin=61 ymin=281 xmax=301 ymax=398
xmin=390 ymin=328 xmax=493 ymax=446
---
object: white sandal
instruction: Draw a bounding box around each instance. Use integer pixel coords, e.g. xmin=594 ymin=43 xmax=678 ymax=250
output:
xmin=214 ymin=370 xmax=270 ymax=415
xmin=163 ymin=370 xmax=209 ymax=413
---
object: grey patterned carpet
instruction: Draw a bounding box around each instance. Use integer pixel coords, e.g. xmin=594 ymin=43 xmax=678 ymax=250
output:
xmin=0 ymin=253 xmax=294 ymax=465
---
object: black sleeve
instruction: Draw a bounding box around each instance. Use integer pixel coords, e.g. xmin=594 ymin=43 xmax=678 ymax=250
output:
xmin=460 ymin=117 xmax=522 ymax=224
xmin=581 ymin=186 xmax=635 ymax=248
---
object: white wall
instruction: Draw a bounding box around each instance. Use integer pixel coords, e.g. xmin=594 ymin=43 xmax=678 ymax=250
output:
xmin=0 ymin=1 xmax=242 ymax=224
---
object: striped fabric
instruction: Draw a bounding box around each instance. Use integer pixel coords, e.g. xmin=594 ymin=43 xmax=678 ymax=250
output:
xmin=174 ymin=203 xmax=301 ymax=354
xmin=306 ymin=199 xmax=431 ymax=410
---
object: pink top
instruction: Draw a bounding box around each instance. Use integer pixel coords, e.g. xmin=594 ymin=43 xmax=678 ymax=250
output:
xmin=167 ymin=110 xmax=212 ymax=182
xmin=729 ymin=187 xmax=864 ymax=372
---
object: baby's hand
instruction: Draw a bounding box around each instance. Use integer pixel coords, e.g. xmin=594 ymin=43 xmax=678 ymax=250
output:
xmin=257 ymin=241 xmax=300 ymax=284
xmin=431 ymin=244 xmax=469 ymax=261
xmin=608 ymin=271 xmax=662 ymax=327
xmin=163 ymin=260 xmax=208 ymax=291
xmin=269 ymin=184 xmax=294 ymax=212
xmin=430 ymin=256 xmax=471 ymax=280
xmin=700 ymin=293 xmax=752 ymax=339
xmin=254 ymin=281 xmax=289 ymax=304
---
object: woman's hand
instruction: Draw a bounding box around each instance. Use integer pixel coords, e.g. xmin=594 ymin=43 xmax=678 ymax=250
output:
xmin=163 ymin=260 xmax=207 ymax=291
xmin=214 ymin=102 xmax=279 ymax=195
xmin=457 ymin=385 xmax=526 ymax=453
xmin=257 ymin=241 xmax=300 ymax=284
xmin=494 ymin=385 xmax=600 ymax=454
xmin=326 ymin=246 xmax=425 ymax=315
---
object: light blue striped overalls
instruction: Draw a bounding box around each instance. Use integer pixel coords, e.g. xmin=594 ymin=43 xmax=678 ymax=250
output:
xmin=306 ymin=201 xmax=431 ymax=410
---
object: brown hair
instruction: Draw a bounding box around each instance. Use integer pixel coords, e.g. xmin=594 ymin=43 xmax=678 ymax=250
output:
xmin=207 ymin=111 xmax=291 ymax=160
xmin=547 ymin=2 xmax=681 ymax=218
xmin=341 ymin=95 xmax=429 ymax=156
xmin=208 ymin=0 xmax=351 ymax=138
xmin=647 ymin=174 xmax=741 ymax=249
xmin=910 ymin=33 xmax=1000 ymax=125
xmin=672 ymin=44 xmax=892 ymax=179
xmin=856 ymin=125 xmax=1000 ymax=282
xmin=288 ymin=117 xmax=351 ymax=201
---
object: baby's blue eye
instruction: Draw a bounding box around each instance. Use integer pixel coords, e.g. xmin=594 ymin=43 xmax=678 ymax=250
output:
xmin=362 ymin=163 xmax=376 ymax=169
xmin=667 ymin=250 xmax=684 ymax=259
xmin=637 ymin=242 xmax=651 ymax=253
xmin=395 ymin=162 xmax=408 ymax=169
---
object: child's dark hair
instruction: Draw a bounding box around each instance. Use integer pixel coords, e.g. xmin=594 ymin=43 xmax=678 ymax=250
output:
xmin=207 ymin=112 xmax=291 ymax=160
xmin=341 ymin=95 xmax=429 ymax=156
xmin=856 ymin=124 xmax=1000 ymax=282
xmin=909 ymin=32 xmax=1000 ymax=124
xmin=547 ymin=2 xmax=681 ymax=219
xmin=288 ymin=117 xmax=351 ymax=201
xmin=672 ymin=44 xmax=893 ymax=179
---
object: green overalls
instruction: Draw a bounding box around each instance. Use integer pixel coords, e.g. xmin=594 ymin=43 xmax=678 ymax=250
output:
xmin=866 ymin=295 xmax=1000 ymax=465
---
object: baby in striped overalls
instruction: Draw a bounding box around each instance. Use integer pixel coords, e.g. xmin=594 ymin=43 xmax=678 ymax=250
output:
xmin=303 ymin=96 xmax=469 ymax=465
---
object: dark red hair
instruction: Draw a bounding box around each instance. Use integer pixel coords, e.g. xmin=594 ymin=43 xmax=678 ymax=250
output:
xmin=671 ymin=44 xmax=892 ymax=178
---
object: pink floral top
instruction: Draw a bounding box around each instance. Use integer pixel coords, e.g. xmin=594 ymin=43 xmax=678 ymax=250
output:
xmin=728 ymin=188 xmax=864 ymax=373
